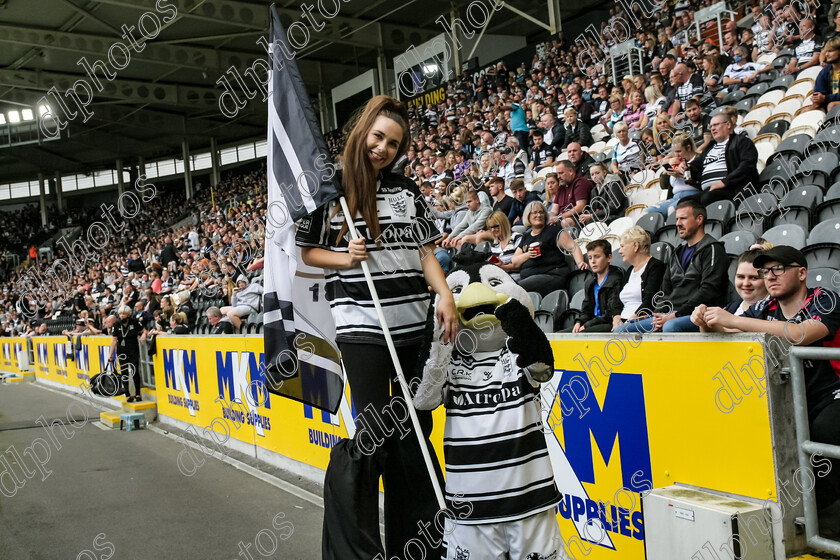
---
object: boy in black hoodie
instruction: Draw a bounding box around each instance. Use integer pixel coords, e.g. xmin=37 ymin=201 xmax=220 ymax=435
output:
xmin=562 ymin=239 xmax=625 ymax=333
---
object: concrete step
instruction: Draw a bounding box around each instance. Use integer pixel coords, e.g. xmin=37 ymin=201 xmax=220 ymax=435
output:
xmin=99 ymin=411 xmax=122 ymax=429
xmin=140 ymin=387 xmax=157 ymax=402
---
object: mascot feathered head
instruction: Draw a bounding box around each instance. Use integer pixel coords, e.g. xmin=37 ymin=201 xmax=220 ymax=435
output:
xmin=413 ymin=246 xmax=553 ymax=409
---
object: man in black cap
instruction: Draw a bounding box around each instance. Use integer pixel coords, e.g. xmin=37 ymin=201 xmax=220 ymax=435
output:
xmin=694 ymin=246 xmax=840 ymax=532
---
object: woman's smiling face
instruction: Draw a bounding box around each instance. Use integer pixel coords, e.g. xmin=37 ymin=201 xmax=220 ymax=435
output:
xmin=366 ymin=115 xmax=403 ymax=171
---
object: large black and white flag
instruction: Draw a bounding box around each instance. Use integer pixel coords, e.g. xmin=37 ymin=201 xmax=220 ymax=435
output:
xmin=263 ymin=3 xmax=344 ymax=414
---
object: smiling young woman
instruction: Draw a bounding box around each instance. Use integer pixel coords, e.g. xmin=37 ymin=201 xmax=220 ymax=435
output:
xmin=296 ymin=95 xmax=457 ymax=557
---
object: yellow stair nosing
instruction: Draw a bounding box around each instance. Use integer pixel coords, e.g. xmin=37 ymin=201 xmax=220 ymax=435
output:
xmin=100 ymin=411 xmax=122 ymax=421
xmin=125 ymin=401 xmax=156 ymax=411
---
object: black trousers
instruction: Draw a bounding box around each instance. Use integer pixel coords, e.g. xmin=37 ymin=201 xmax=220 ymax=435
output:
xmin=338 ymin=342 xmax=444 ymax=558
xmin=811 ymin=399 xmax=840 ymax=510
xmin=699 ymin=185 xmax=737 ymax=206
xmin=118 ymin=353 xmax=141 ymax=397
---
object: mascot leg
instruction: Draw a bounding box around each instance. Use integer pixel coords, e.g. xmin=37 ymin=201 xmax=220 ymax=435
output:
xmin=509 ymin=509 xmax=573 ymax=560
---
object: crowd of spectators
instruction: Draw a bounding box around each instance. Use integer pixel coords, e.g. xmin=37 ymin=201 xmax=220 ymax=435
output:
xmin=0 ymin=167 xmax=268 ymax=339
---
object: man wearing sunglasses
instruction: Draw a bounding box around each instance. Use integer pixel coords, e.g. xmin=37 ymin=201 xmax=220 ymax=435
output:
xmin=693 ymin=246 xmax=840 ymax=532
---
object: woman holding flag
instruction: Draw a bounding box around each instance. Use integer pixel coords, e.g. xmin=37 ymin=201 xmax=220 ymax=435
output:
xmin=296 ymin=95 xmax=458 ymax=557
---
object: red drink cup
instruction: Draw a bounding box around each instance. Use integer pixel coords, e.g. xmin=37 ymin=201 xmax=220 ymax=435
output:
xmin=530 ymin=242 xmax=541 ymax=256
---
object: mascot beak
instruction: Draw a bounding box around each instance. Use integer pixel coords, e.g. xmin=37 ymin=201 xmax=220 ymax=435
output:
xmin=456 ymin=282 xmax=509 ymax=329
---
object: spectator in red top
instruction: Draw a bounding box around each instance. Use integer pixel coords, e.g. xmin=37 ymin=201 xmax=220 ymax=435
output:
xmin=549 ymin=160 xmax=594 ymax=228
xmin=694 ymin=246 xmax=840 ymax=531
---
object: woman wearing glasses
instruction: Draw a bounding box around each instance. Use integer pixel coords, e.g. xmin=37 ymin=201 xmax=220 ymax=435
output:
xmin=510 ymin=201 xmax=587 ymax=296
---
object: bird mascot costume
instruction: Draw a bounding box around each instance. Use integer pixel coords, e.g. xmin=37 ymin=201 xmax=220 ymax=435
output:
xmin=413 ymin=247 xmax=572 ymax=560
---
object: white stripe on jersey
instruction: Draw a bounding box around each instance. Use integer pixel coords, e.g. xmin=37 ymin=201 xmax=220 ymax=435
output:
xmin=296 ymin=173 xmax=441 ymax=345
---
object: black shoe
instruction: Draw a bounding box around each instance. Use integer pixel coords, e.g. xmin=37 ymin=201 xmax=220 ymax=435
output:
xmin=134 ymin=395 xmax=142 ymax=402
xmin=126 ymin=396 xmax=136 ymax=403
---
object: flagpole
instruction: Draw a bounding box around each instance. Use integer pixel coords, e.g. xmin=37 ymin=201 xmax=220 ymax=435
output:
xmin=338 ymin=196 xmax=446 ymax=511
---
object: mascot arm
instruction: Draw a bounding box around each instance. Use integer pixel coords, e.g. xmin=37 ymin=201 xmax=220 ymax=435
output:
xmin=412 ymin=307 xmax=454 ymax=410
xmin=495 ymin=298 xmax=555 ymax=383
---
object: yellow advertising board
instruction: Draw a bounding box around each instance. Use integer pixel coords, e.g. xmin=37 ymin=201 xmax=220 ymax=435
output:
xmin=0 ymin=337 xmax=30 ymax=375
xmin=19 ymin=334 xmax=772 ymax=560
xmin=152 ymin=335 xmax=448 ymax=471
xmin=32 ymin=336 xmax=113 ymax=389
xmin=544 ymin=338 xmax=776 ymax=558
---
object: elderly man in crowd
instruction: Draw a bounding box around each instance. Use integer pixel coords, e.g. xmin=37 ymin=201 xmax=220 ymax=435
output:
xmin=671 ymin=112 xmax=758 ymax=205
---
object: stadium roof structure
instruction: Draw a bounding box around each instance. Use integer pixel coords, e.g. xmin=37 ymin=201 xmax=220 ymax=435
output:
xmin=0 ymin=0 xmax=603 ymax=187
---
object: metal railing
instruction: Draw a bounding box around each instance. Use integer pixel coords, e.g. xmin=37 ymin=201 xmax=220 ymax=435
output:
xmin=609 ymin=40 xmax=645 ymax=87
xmin=138 ymin=341 xmax=155 ymax=388
xmin=789 ymin=345 xmax=840 ymax=554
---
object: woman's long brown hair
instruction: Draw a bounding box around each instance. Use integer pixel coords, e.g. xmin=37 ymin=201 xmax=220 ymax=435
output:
xmin=337 ymin=95 xmax=410 ymax=241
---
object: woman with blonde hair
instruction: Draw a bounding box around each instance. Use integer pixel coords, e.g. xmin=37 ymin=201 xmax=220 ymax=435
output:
xmin=614 ymin=226 xmax=667 ymax=331
xmin=476 ymin=152 xmax=496 ymax=180
xmin=476 ymin=211 xmax=523 ymax=277
xmin=639 ymin=84 xmax=666 ymax=130
xmin=296 ymin=95 xmax=456 ymax=555
xmin=652 ymin=113 xmax=675 ymax=156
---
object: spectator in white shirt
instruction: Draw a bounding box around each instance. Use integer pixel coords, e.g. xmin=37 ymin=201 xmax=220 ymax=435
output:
xmin=722 ymin=46 xmax=775 ymax=92
xmin=783 ymin=19 xmax=822 ymax=75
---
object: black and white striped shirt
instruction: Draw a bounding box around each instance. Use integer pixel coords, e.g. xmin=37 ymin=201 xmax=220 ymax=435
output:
xmin=701 ymin=140 xmax=729 ymax=191
xmin=296 ymin=172 xmax=441 ymax=346
xmin=443 ymin=347 xmax=561 ymax=523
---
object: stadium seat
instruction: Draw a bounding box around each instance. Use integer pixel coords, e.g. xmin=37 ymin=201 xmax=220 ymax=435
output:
xmin=766 ymin=98 xmax=802 ymax=125
xmin=796 ymin=65 xmax=823 ymax=82
xmin=762 ymin=223 xmax=808 ymax=250
xmin=636 ymin=212 xmax=664 ymax=238
xmin=821 ymin=104 xmax=840 ymax=130
xmin=744 ymin=82 xmax=770 ymax=101
xmin=707 ymin=221 xmax=724 ymax=239
xmin=528 ymin=292 xmax=543 ymax=311
xmin=611 ymin=248 xmax=629 ymax=270
xmin=771 ymin=184 xmax=823 ymax=228
xmin=735 ymin=97 xmax=756 ymax=115
xmin=723 ymin=89 xmax=746 ymax=105
xmin=808 ymin=125 xmax=840 ymax=154
xmin=606 ymin=217 xmax=633 ymax=238
xmin=706 ymin=200 xmax=735 ymax=227
xmin=558 ymin=290 xmax=585 ymax=331
xmin=787 ymin=78 xmax=815 ymax=99
xmin=771 ymin=55 xmax=792 ymax=69
xmin=654 ymin=225 xmax=680 ymax=247
xmin=475 ymin=241 xmax=491 ymax=252
xmin=791 ymin=152 xmax=839 ymax=190
xmin=742 ymin=106 xmax=772 ymax=137
xmin=754 ymin=141 xmax=776 ymax=169
xmin=719 ymin=230 xmax=758 ymax=256
xmin=535 ymin=289 xmax=569 ymax=333
xmin=759 ymin=159 xmax=796 ymax=187
xmin=770 ymin=134 xmax=811 ymax=164
xmin=807 ymin=268 xmax=839 ymax=292
xmin=568 ymin=269 xmax=590 ymax=297
xmin=816 ymin=182 xmax=840 ymax=223
xmin=754 ymin=89 xmax=785 ymax=109
xmin=767 ymin=74 xmax=795 ymax=92
xmin=650 ymin=241 xmax=674 ymax=265
xmin=784 ymin=110 xmax=824 ymax=140
xmin=803 ymin=218 xmax=840 ymax=270
xmin=665 ymin=210 xmax=677 ymax=226
xmin=755 ymin=120 xmax=789 ymax=141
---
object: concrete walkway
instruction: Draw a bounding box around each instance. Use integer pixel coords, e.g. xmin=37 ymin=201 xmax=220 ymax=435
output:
xmin=0 ymin=381 xmax=323 ymax=560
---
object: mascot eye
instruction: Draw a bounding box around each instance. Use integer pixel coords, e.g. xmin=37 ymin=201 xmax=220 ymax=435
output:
xmin=452 ymin=285 xmax=463 ymax=294
xmin=489 ymin=278 xmax=503 ymax=287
